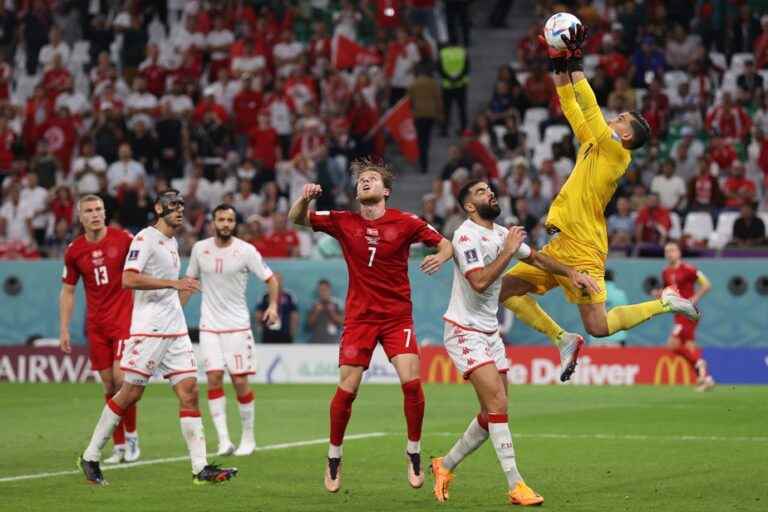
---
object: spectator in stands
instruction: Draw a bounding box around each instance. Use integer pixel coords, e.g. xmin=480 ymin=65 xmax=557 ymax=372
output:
xmin=608 ymin=197 xmax=635 ymax=250
xmin=688 ymin=157 xmax=723 ymax=215
xmin=439 ymin=40 xmax=469 ymax=136
xmin=607 ymin=76 xmax=636 ymax=112
xmin=731 ymin=5 xmax=761 ymax=55
xmin=708 ymin=135 xmax=738 ymax=172
xmin=21 ymin=172 xmax=49 ymax=246
xmin=599 ymin=34 xmax=629 ymax=80
xmin=106 ymin=143 xmax=145 ymax=196
xmin=525 ymin=178 xmax=548 ymax=220
xmin=30 ymin=140 xmax=59 ymax=190
xmin=651 ymin=160 xmax=687 ymax=213
xmin=256 ymin=272 xmax=299 ymax=343
xmin=755 ymin=15 xmax=768 ymax=69
xmin=523 ymin=60 xmax=555 ymax=108
xmin=670 ymin=126 xmax=705 ymax=180
xmin=722 ymin=162 xmax=757 ymax=210
xmin=731 ymin=203 xmax=766 ymax=247
xmin=665 ymin=24 xmax=703 ymax=70
xmin=487 ymin=80 xmax=518 ymax=127
xmin=0 ymin=183 xmax=33 ymax=244
xmin=307 ymin=279 xmax=344 ymax=344
xmin=44 ymin=217 xmax=72 ymax=258
xmin=505 ymin=156 xmax=531 ymax=199
xmin=128 ymin=119 xmax=159 ymax=177
xmin=39 ymin=26 xmax=69 ymax=71
xmin=119 ymin=13 xmax=148 ymax=84
xmin=630 ymin=36 xmax=666 ymax=88
xmin=707 ymin=92 xmax=752 ymax=141
xmin=386 ymin=27 xmax=420 ymax=106
xmin=262 ymin=212 xmax=300 ymax=258
xmin=635 ymin=193 xmax=671 ymax=247
xmin=513 ymin=197 xmax=538 ymax=236
xmin=408 ymin=61 xmax=443 ymax=174
xmin=234 ymin=179 xmax=262 ymax=221
xmin=516 ymin=23 xmax=547 ymax=71
xmin=737 ymin=60 xmax=763 ymax=105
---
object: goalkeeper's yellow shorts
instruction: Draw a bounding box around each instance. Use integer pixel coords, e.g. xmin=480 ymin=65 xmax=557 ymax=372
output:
xmin=505 ymin=231 xmax=607 ymax=305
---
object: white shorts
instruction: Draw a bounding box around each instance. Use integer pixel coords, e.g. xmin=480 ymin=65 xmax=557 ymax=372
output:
xmin=120 ymin=335 xmax=197 ymax=386
xmin=199 ymin=330 xmax=256 ymax=376
xmin=443 ymin=321 xmax=509 ymax=379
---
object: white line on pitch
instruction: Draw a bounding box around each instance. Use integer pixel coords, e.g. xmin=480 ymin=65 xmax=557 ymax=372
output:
xmin=426 ymin=432 xmax=768 ymax=442
xmin=0 ymin=432 xmax=386 ymax=484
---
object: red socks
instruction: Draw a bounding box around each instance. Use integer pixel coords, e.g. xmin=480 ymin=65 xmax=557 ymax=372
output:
xmin=673 ymin=344 xmax=702 ymax=372
xmin=329 ymin=387 xmax=357 ymax=446
xmin=402 ymin=379 xmax=425 ymax=443
xmin=488 ymin=413 xmax=508 ymax=424
xmin=237 ymin=391 xmax=254 ymax=404
xmin=476 ymin=412 xmax=489 ymax=430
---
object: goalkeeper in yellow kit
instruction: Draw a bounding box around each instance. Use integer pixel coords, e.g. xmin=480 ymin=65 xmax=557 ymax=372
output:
xmin=501 ymin=24 xmax=700 ymax=381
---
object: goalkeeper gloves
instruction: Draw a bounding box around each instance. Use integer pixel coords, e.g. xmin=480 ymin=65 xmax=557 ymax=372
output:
xmin=538 ymin=34 xmax=569 ymax=74
xmin=560 ymin=24 xmax=589 ymax=73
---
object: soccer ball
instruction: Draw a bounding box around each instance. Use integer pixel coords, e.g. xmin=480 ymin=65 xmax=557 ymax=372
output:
xmin=544 ymin=12 xmax=582 ymax=50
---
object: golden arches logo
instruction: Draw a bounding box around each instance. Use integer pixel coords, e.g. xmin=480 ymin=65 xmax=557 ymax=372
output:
xmin=427 ymin=355 xmax=462 ymax=384
xmin=653 ymin=355 xmax=692 ymax=385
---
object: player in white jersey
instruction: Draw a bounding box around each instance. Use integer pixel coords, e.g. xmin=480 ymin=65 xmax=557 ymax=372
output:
xmin=185 ymin=204 xmax=279 ymax=456
xmin=431 ymin=180 xmax=599 ymax=506
xmin=78 ymin=190 xmax=238 ymax=486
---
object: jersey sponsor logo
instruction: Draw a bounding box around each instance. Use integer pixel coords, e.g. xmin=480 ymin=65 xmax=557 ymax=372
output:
xmin=653 ymin=355 xmax=692 ymax=385
xmin=458 ymin=235 xmax=470 ymax=244
xmin=464 ymin=249 xmax=478 ymax=264
xmin=128 ymin=250 xmax=140 ymax=261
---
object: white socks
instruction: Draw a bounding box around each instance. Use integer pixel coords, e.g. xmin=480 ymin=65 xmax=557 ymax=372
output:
xmin=443 ymin=415 xmax=489 ymax=470
xmin=237 ymin=393 xmax=255 ymax=445
xmin=207 ymin=393 xmax=231 ymax=447
xmin=180 ymin=412 xmax=207 ymax=474
xmin=406 ymin=439 xmax=421 ymax=454
xmin=83 ymin=401 xmax=123 ymax=461
xmin=488 ymin=414 xmax=523 ymax=488
xmin=328 ymin=444 xmax=342 ymax=458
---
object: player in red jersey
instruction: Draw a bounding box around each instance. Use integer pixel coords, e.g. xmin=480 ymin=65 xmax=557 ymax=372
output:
xmin=59 ymin=194 xmax=140 ymax=463
xmin=289 ymin=158 xmax=454 ymax=493
xmin=655 ymin=242 xmax=714 ymax=391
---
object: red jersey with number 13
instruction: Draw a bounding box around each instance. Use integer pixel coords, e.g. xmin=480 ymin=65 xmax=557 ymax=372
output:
xmin=662 ymin=262 xmax=698 ymax=300
xmin=62 ymin=227 xmax=134 ymax=336
xmin=310 ymin=208 xmax=443 ymax=322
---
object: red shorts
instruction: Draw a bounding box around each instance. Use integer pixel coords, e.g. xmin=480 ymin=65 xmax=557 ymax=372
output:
xmin=86 ymin=323 xmax=127 ymax=371
xmin=671 ymin=315 xmax=697 ymax=342
xmin=339 ymin=319 xmax=420 ymax=368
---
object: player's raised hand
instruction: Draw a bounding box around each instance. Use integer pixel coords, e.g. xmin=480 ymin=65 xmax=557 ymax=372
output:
xmin=59 ymin=331 xmax=71 ymax=354
xmin=568 ymin=270 xmax=601 ymax=295
xmin=504 ymin=226 xmax=527 ymax=254
xmin=561 ymin=24 xmax=588 ymax=54
xmin=262 ymin=304 xmax=279 ymax=327
xmin=175 ymin=277 xmax=201 ymax=293
xmin=302 ymin=183 xmax=323 ymax=201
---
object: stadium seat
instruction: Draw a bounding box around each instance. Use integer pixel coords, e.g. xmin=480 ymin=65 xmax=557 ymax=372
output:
xmin=669 ymin=211 xmax=682 ymax=240
xmin=760 ymin=70 xmax=768 ymax=90
xmin=664 ymin=71 xmax=688 ymax=91
xmin=633 ymin=88 xmax=646 ymax=110
xmin=717 ymin=211 xmax=741 ymax=241
xmin=523 ymin=107 xmax=549 ymax=127
xmin=759 ymin=212 xmax=768 ymax=230
xmin=583 ymin=54 xmax=599 ymax=74
xmin=543 ymin=125 xmax=571 ymax=147
xmin=720 ymin=71 xmax=739 ymax=94
xmin=730 ymin=52 xmax=754 ymax=75
xmin=521 ymin=122 xmax=540 ymax=148
xmin=683 ymin=212 xmax=714 ymax=244
xmin=516 ymin=71 xmax=530 ymax=85
xmin=709 ymin=52 xmax=727 ymax=71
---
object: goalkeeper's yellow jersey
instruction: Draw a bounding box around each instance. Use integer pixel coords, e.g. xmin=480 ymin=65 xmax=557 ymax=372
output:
xmin=545 ymin=79 xmax=632 ymax=256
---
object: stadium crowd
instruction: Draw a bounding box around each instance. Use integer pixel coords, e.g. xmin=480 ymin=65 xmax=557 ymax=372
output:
xmin=1 ymin=0 xmax=768 ymax=261
xmin=427 ymin=0 xmax=768 ymax=256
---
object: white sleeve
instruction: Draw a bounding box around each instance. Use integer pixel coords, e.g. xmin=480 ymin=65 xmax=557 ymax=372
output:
xmin=186 ymin=244 xmax=200 ymax=278
xmin=124 ymin=236 xmax=152 ymax=273
xmin=515 ymin=242 xmax=532 ymax=260
xmin=454 ymin=230 xmax=484 ymax=277
xmin=246 ymin=246 xmax=274 ymax=282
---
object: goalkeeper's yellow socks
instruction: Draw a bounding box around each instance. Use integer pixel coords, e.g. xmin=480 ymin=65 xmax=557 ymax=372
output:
xmin=606 ymin=300 xmax=666 ymax=335
xmin=502 ymin=295 xmax=565 ymax=347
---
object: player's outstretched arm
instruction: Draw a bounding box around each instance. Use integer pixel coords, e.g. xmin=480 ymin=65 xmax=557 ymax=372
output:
xmin=693 ymin=271 xmax=711 ymax=304
xmin=58 ymin=283 xmax=76 ymax=354
xmin=523 ymin=250 xmax=601 ymax=295
xmin=420 ymin=238 xmax=454 ymax=275
xmin=465 ymin=226 xmax=529 ymax=293
xmin=288 ymin=183 xmax=322 ymax=227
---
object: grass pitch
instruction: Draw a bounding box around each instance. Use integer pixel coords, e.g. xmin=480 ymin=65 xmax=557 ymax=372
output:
xmin=1 ymin=383 xmax=766 ymax=512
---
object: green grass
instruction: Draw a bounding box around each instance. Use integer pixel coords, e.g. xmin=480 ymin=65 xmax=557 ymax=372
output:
xmin=1 ymin=384 xmax=767 ymax=512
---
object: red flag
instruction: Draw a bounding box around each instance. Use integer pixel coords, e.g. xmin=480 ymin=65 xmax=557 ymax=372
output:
xmin=465 ymin=139 xmax=499 ymax=179
xmin=332 ymin=35 xmax=382 ymax=70
xmin=378 ymin=98 xmax=419 ymax=163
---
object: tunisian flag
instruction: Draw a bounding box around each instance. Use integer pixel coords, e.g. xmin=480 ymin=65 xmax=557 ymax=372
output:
xmin=332 ymin=35 xmax=382 ymax=70
xmin=370 ymin=97 xmax=418 ymax=163
xmin=465 ymin=139 xmax=500 ymax=179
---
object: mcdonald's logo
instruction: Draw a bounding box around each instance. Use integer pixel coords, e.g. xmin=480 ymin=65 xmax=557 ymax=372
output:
xmin=653 ymin=355 xmax=692 ymax=385
xmin=427 ymin=355 xmax=462 ymax=383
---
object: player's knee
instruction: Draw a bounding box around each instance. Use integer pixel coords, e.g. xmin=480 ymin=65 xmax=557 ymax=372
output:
xmin=499 ymin=277 xmax=532 ymax=301
xmin=585 ymin=324 xmax=609 ymax=337
xmin=207 ymin=372 xmax=224 ymax=390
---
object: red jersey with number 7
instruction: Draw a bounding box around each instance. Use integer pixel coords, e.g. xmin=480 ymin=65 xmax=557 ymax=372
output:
xmin=62 ymin=227 xmax=134 ymax=336
xmin=310 ymin=208 xmax=444 ymax=322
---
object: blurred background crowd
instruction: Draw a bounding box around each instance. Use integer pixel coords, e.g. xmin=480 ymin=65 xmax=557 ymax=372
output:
xmin=0 ymin=0 xmax=767 ymax=261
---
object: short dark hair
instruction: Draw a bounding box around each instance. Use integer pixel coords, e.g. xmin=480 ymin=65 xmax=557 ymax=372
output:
xmin=318 ymin=279 xmax=330 ymax=286
xmin=627 ymin=111 xmax=651 ymax=150
xmin=212 ymin=204 xmax=237 ymax=220
xmin=457 ymin=179 xmax=484 ymax=212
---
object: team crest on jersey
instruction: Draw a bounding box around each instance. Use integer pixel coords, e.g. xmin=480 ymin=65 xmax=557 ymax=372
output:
xmin=464 ymin=249 xmax=478 ymax=264
xmin=92 ymin=250 xmax=103 ymax=258
xmin=128 ymin=250 xmax=140 ymax=261
xmin=365 ymin=227 xmax=379 ymax=246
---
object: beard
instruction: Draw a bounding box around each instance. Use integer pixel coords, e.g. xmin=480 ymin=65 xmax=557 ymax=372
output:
xmin=215 ymin=228 xmax=233 ymax=241
xmin=477 ymin=202 xmax=501 ymax=220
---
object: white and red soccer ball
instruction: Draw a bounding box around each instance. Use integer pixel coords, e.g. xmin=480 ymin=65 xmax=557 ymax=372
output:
xmin=544 ymin=12 xmax=582 ymax=50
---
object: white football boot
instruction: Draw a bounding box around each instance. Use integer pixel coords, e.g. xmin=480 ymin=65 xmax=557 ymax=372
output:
xmin=234 ymin=438 xmax=256 ymax=456
xmin=124 ymin=433 xmax=140 ymax=462
xmin=559 ymin=332 xmax=584 ymax=382
xmin=217 ymin=441 xmax=236 ymax=456
xmin=103 ymin=445 xmax=125 ymax=464
xmin=661 ymin=287 xmax=701 ymax=320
